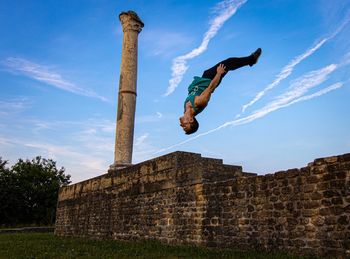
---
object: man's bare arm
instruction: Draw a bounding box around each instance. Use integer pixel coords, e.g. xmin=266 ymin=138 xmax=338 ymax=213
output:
xmin=195 ymin=64 xmax=226 ymax=108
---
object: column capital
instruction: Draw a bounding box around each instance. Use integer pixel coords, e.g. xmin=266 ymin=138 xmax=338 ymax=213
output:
xmin=119 ymin=11 xmax=144 ymax=33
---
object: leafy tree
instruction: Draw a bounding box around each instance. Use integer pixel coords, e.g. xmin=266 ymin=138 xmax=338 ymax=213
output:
xmin=0 ymin=157 xmax=23 ymax=226
xmin=0 ymin=156 xmax=71 ymax=226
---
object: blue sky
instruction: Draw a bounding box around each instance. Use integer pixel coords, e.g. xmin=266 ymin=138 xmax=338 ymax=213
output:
xmin=1 ymin=0 xmax=349 ymax=183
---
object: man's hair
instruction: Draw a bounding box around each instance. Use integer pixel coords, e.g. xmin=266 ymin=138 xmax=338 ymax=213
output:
xmin=186 ymin=117 xmax=199 ymax=135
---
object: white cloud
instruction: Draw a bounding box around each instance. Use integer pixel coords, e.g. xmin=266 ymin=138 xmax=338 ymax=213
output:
xmin=141 ymin=30 xmax=193 ymax=57
xmin=0 ymin=137 xmax=13 ymax=147
xmin=239 ymin=16 xmax=350 ymax=114
xmin=24 ymin=142 xmax=79 ymax=160
xmin=164 ymin=0 xmax=247 ymax=96
xmin=2 ymin=57 xmax=108 ymax=102
xmin=22 ymin=141 xmax=109 ymax=182
xmin=59 ymin=119 xmax=115 ymax=153
xmin=341 ymin=51 xmax=350 ymax=66
xmin=136 ymin=112 xmax=164 ymax=123
xmin=267 ymin=64 xmax=337 ymax=107
xmin=0 ymin=97 xmax=31 ymax=116
xmin=0 ymin=117 xmax=116 ymax=183
xmin=282 ymin=82 xmax=343 ymax=106
xmin=133 ymin=133 xmax=158 ymax=164
xmin=134 ymin=133 xmax=149 ymax=146
xmin=20 ymin=118 xmax=115 ymax=140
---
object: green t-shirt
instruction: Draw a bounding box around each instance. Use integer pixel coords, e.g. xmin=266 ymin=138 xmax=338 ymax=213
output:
xmin=184 ymin=76 xmax=211 ymax=115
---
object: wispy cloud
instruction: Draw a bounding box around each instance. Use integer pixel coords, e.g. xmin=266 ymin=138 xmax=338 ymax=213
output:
xmin=136 ymin=112 xmax=164 ymax=124
xmin=164 ymin=0 xmax=247 ymax=96
xmin=0 ymin=116 xmax=117 ymax=182
xmin=1 ymin=116 xmax=116 ymax=183
xmin=29 ymin=118 xmax=115 ymax=135
xmin=132 ymin=133 xmax=158 ymax=163
xmin=141 ymin=30 xmax=193 ymax=57
xmin=2 ymin=57 xmax=108 ymax=102
xmin=33 ymin=118 xmax=115 ymax=152
xmin=156 ymin=63 xmax=344 ymax=154
xmin=341 ymin=51 xmax=350 ymax=66
xmin=239 ymin=16 xmax=350 ymax=115
xmin=22 ymin=141 xmax=109 ymax=182
xmin=134 ymin=133 xmax=149 ymax=146
xmin=268 ymin=64 xmax=337 ymax=106
xmin=319 ymin=2 xmax=350 ymax=28
xmin=0 ymin=97 xmax=31 ymax=116
xmin=0 ymin=137 xmax=13 ymax=146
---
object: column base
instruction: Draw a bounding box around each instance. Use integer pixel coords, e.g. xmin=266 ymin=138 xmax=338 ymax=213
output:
xmin=108 ymin=162 xmax=133 ymax=173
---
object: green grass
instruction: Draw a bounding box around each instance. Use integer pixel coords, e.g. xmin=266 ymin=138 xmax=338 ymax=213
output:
xmin=0 ymin=233 xmax=308 ymax=259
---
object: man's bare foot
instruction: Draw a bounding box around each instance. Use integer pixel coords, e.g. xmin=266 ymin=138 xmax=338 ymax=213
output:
xmin=249 ymin=48 xmax=262 ymax=67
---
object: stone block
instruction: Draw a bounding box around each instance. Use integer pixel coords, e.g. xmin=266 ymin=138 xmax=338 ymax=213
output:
xmin=303 ymin=184 xmax=315 ymax=193
xmin=340 ymin=153 xmax=350 ymax=162
xmin=310 ymin=191 xmax=323 ymax=200
xmin=312 ymin=216 xmax=325 ymax=226
xmin=281 ymin=186 xmax=293 ymax=195
xmin=275 ymin=171 xmax=287 ymax=179
xmin=330 ymin=179 xmax=346 ymax=189
xmin=316 ymin=181 xmax=330 ymax=190
xmin=323 ymin=190 xmax=340 ymax=198
xmin=325 ymin=215 xmax=337 ymax=225
xmin=313 ymin=158 xmax=325 ymax=166
xmin=274 ymin=202 xmax=285 ymax=210
xmin=344 ymin=204 xmax=350 ymax=213
xmin=337 ymin=215 xmax=349 ymax=225
xmin=331 ymin=197 xmax=343 ymax=205
xmin=320 ymin=208 xmax=331 ymax=216
xmin=286 ymin=168 xmax=300 ymax=178
xmin=324 ymin=156 xmax=339 ymax=164
xmin=305 ymin=224 xmax=316 ymax=232
xmin=304 ymin=200 xmax=321 ymax=209
xmin=335 ymin=171 xmax=347 ymax=179
xmin=302 ymin=209 xmax=318 ymax=217
xmin=311 ymin=164 xmax=327 ymax=174
xmin=306 ymin=175 xmax=320 ymax=184
xmin=331 ymin=206 xmax=344 ymax=215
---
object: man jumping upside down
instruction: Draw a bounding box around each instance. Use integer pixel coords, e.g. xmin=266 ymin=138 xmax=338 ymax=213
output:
xmin=179 ymin=48 xmax=262 ymax=134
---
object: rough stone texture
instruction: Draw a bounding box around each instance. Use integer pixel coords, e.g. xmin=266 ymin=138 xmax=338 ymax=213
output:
xmin=55 ymin=151 xmax=350 ymax=258
xmin=114 ymin=11 xmax=144 ymax=167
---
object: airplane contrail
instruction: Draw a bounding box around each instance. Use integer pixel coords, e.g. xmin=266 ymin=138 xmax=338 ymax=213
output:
xmin=238 ymin=15 xmax=350 ymax=115
xmin=164 ymin=0 xmax=247 ymax=97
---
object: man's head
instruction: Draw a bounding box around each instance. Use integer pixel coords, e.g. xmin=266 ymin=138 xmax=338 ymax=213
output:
xmin=179 ymin=115 xmax=199 ymax=135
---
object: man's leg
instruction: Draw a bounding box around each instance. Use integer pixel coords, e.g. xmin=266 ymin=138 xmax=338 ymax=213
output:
xmin=202 ymin=48 xmax=261 ymax=85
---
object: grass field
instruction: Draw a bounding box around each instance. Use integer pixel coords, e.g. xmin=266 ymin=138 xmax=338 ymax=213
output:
xmin=0 ymin=233 xmax=308 ymax=259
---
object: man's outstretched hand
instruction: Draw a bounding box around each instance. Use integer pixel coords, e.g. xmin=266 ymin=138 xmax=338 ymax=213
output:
xmin=217 ymin=64 xmax=226 ymax=75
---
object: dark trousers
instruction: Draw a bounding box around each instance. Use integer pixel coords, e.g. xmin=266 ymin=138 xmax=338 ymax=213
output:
xmin=201 ymin=55 xmax=252 ymax=86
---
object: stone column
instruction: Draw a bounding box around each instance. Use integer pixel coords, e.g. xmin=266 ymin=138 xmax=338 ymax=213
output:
xmin=113 ymin=11 xmax=144 ymax=168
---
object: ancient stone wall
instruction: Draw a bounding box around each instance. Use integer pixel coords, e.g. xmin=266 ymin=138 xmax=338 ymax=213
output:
xmin=55 ymin=151 xmax=350 ymax=258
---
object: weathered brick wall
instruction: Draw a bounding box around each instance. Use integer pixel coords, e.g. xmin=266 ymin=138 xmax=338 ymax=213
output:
xmin=55 ymin=151 xmax=350 ymax=258
xmin=200 ymin=154 xmax=350 ymax=258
